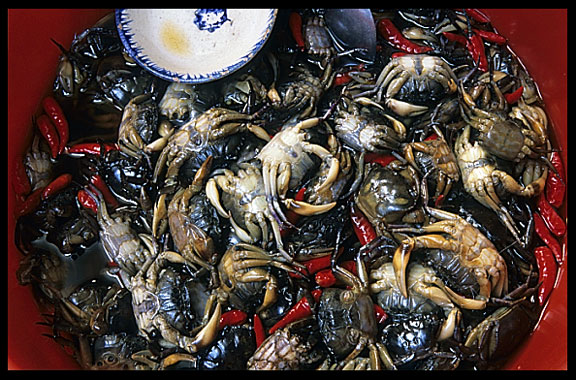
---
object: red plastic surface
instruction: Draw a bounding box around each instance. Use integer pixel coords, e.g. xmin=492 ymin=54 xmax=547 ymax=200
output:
xmin=7 ymin=9 xmax=567 ymax=370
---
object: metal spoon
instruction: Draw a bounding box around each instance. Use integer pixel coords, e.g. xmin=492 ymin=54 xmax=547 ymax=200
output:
xmin=324 ymin=9 xmax=377 ymax=65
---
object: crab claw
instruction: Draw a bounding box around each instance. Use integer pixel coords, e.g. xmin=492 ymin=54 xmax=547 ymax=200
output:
xmin=443 ymin=285 xmax=487 ymax=310
xmin=392 ymin=237 xmax=414 ymax=298
xmin=385 ymin=97 xmax=428 ymax=117
xmin=185 ymin=302 xmax=222 ymax=353
xmin=436 ymin=308 xmax=461 ymax=341
xmin=205 ymin=178 xmax=229 ymax=218
xmin=315 ymin=156 xmax=340 ymax=194
xmin=283 ymin=198 xmax=336 ymax=216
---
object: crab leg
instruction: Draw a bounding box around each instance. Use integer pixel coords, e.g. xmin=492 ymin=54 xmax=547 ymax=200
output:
xmin=302 ymin=142 xmax=340 ymax=193
xmin=392 ymin=234 xmax=460 ymax=298
xmin=268 ymin=161 xmax=290 ymax=225
xmin=262 ymin=162 xmax=289 ymax=227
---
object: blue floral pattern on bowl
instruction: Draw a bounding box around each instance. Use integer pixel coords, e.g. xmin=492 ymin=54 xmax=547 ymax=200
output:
xmin=194 ymin=9 xmax=231 ymax=33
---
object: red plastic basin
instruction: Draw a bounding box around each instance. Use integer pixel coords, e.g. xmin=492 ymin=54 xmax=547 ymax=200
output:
xmin=7 ymin=9 xmax=567 ymax=370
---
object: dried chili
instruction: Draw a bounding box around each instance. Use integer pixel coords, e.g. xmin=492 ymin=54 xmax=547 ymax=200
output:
xmin=15 ymin=188 xmax=43 ymax=217
xmin=41 ymin=173 xmax=73 ymax=200
xmin=350 ymin=203 xmax=377 ymax=245
xmin=77 ymin=189 xmax=98 ymax=213
xmin=464 ymin=9 xmax=490 ymax=23
xmin=35 ymin=114 xmax=60 ymax=159
xmin=90 ymin=174 xmax=119 ymax=209
xmin=534 ymin=246 xmax=557 ymax=306
xmin=545 ymin=151 xmax=565 ymax=208
xmin=467 ymin=32 xmax=488 ymax=72
xmin=219 ymin=309 xmax=248 ymax=329
xmin=377 ymin=18 xmax=433 ymax=54
xmin=268 ymin=289 xmax=322 ymax=334
xmin=533 ymin=212 xmax=563 ymax=264
xmin=253 ymin=313 xmax=266 ymax=347
xmin=473 ymin=28 xmax=507 ymax=45
xmin=66 ymin=142 xmax=119 ymax=156
xmin=537 ymin=194 xmax=566 ymax=237
xmin=504 ymin=86 xmax=524 ymax=104
xmin=289 ymin=12 xmax=305 ymax=50
xmin=42 ymin=96 xmax=69 ymax=154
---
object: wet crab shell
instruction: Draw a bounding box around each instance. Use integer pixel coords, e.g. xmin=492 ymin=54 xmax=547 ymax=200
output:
xmin=317 ymin=287 xmax=378 ymax=359
xmin=355 ymin=162 xmax=420 ymax=228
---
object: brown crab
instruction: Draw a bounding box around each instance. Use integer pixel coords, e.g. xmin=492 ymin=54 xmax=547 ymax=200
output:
xmin=390 ymin=206 xmax=508 ymax=308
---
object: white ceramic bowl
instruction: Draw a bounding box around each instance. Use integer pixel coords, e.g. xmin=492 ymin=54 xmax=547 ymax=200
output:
xmin=116 ymin=8 xmax=277 ymax=83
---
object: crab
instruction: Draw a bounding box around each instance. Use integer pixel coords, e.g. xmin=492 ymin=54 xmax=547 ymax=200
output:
xmin=333 ymin=96 xmax=406 ymax=153
xmin=214 ymin=243 xmax=304 ymax=314
xmin=130 ymin=251 xmax=222 ymax=354
xmin=455 ymin=124 xmax=545 ymax=246
xmin=402 ymin=125 xmax=460 ymax=201
xmin=459 ymin=81 xmax=549 ymax=164
xmin=154 ymin=156 xmax=217 ymax=273
xmin=117 ymin=94 xmax=159 ymax=158
xmin=316 ymin=247 xmax=396 ymax=370
xmin=390 ymin=206 xmax=508 ymax=308
xmin=158 ymin=82 xmax=204 ymax=122
xmin=206 ymin=161 xmax=334 ymax=260
xmin=153 ymin=107 xmax=270 ymax=192
xmin=358 ymin=54 xmax=458 ymax=117
xmin=270 ymin=63 xmax=334 ymax=119
xmin=255 ymin=117 xmax=340 ymax=234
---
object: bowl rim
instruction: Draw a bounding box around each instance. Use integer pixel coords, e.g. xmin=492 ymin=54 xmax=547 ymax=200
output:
xmin=115 ymin=8 xmax=278 ymax=84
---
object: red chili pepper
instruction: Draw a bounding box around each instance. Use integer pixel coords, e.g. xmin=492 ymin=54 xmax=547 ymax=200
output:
xmin=90 ymin=174 xmax=119 ymax=209
xmin=219 ymin=309 xmax=248 ymax=329
xmin=333 ymin=64 xmax=364 ymax=87
xmin=350 ymin=203 xmax=377 ymax=245
xmin=41 ymin=173 xmax=73 ymax=200
xmin=253 ymin=313 xmax=266 ymax=347
xmin=15 ymin=188 xmax=43 ymax=217
xmin=443 ymin=31 xmax=488 ymax=72
xmin=13 ymin=158 xmax=32 ymax=196
xmin=35 ymin=114 xmax=60 ymax=159
xmin=77 ymin=189 xmax=98 ymax=213
xmin=314 ymin=268 xmax=336 ymax=287
xmin=504 ymin=86 xmax=524 ymax=104
xmin=546 ymin=151 xmax=565 ymax=208
xmin=289 ymin=12 xmax=305 ymax=50
xmin=473 ymin=28 xmax=507 ymax=45
xmin=373 ymin=304 xmax=388 ymax=324
xmin=467 ymin=32 xmax=488 ymax=72
xmin=442 ymin=31 xmax=468 ymax=46
xmin=377 ymin=18 xmax=433 ymax=54
xmin=66 ymin=142 xmax=119 ymax=156
xmin=537 ymin=194 xmax=566 ymax=237
xmin=364 ymin=153 xmax=396 ymax=168
xmin=390 ymin=51 xmax=409 ymax=59
xmin=314 ymin=260 xmax=357 ymax=288
xmin=464 ymin=9 xmax=491 ymax=23
xmin=534 ymin=246 xmax=558 ymax=306
xmin=533 ymin=212 xmax=563 ymax=265
xmin=333 ymin=72 xmax=352 ymax=87
xmin=42 ymin=96 xmax=69 ymax=154
xmin=15 ymin=174 xmax=73 ymax=217
xmin=301 ymin=255 xmax=332 ymax=275
xmin=268 ymin=289 xmax=322 ymax=334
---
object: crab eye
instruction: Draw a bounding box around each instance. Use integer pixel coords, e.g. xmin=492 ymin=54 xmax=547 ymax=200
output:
xmin=103 ymin=353 xmax=118 ymax=365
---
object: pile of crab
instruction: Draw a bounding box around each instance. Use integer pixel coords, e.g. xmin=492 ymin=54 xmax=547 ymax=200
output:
xmin=14 ymin=9 xmax=565 ymax=370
